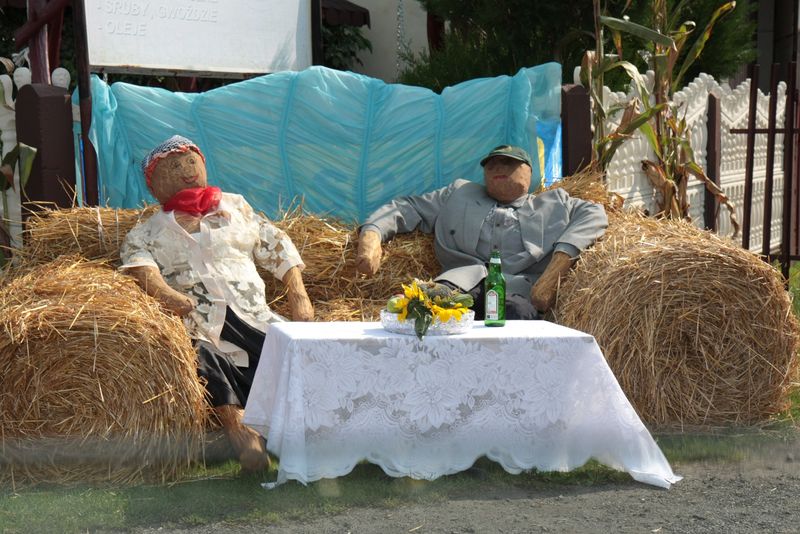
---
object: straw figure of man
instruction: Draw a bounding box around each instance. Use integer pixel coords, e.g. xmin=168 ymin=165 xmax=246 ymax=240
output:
xmin=120 ymin=135 xmax=314 ymax=472
xmin=356 ymin=144 xmax=608 ymax=318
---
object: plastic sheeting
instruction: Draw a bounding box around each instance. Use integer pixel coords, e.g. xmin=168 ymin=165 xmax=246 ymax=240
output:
xmin=86 ymin=63 xmax=562 ymax=222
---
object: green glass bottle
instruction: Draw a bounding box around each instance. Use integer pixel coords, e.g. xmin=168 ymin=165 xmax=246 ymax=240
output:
xmin=484 ymin=250 xmax=506 ymax=326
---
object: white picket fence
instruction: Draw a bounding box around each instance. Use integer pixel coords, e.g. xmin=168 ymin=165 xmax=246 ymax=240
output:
xmin=598 ymin=70 xmax=787 ymax=253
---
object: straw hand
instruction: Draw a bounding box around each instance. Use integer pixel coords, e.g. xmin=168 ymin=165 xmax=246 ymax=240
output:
xmin=283 ymin=266 xmax=314 ymax=321
xmin=126 ymin=265 xmax=195 ymax=316
xmin=356 ymin=229 xmax=383 ymax=276
xmin=531 ymin=251 xmax=575 ymax=313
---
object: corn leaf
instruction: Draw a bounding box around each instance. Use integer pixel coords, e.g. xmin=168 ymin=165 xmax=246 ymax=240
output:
xmin=16 ymin=143 xmax=36 ymax=191
xmin=600 ymin=15 xmax=674 ymax=48
xmin=601 ymin=59 xmax=650 ymax=100
xmin=673 ymin=1 xmax=736 ymax=93
xmin=580 ymin=50 xmax=594 ymax=88
xmin=667 ymin=0 xmax=693 ymax=30
xmin=1 ymin=146 xmax=18 ymax=192
xmin=611 ymin=29 xmax=624 ymax=58
xmin=638 ymin=121 xmax=661 ymax=158
xmin=685 ymin=159 xmax=740 ymax=238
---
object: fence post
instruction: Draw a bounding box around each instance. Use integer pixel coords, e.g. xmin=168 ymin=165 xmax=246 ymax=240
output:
xmin=15 ymin=83 xmax=76 ymax=211
xmin=783 ymin=62 xmax=797 ymax=278
xmin=761 ymin=63 xmax=778 ymax=258
xmin=742 ymin=64 xmax=760 ymax=250
xmin=311 ymin=0 xmax=322 ymax=65
xmin=762 ymin=64 xmax=780 ymax=258
xmin=561 ymin=84 xmax=592 ymax=176
xmin=71 ymin=0 xmax=99 ymax=206
xmin=704 ymin=93 xmax=721 ymax=232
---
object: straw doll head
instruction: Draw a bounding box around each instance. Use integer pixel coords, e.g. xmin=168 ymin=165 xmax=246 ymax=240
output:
xmin=141 ymin=135 xmax=220 ymax=216
xmin=480 ymin=145 xmax=533 ymax=204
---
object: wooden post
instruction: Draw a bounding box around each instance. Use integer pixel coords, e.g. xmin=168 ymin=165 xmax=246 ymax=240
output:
xmin=704 ymin=93 xmax=721 ymax=232
xmin=46 ymin=4 xmax=64 ymax=69
xmin=13 ymin=0 xmax=71 ymax=48
xmin=742 ymin=64 xmax=759 ymax=250
xmin=762 ymin=63 xmax=780 ymax=258
xmin=15 ymin=84 xmax=76 ymax=211
xmin=783 ymin=62 xmax=797 ymax=278
xmin=311 ymin=0 xmax=323 ymax=65
xmin=561 ymin=84 xmax=592 ymax=177
xmin=26 ymin=0 xmax=51 ymax=84
xmin=72 ymin=0 xmax=99 ymax=206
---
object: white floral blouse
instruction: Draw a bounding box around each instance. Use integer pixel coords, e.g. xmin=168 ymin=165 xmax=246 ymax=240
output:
xmin=120 ymin=193 xmax=305 ymax=354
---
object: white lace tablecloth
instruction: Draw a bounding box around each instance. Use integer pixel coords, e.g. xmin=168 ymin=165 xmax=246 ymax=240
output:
xmin=243 ymin=321 xmax=681 ymax=489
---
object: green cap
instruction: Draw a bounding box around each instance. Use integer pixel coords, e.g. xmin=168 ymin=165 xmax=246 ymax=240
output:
xmin=479 ymin=145 xmax=532 ymax=168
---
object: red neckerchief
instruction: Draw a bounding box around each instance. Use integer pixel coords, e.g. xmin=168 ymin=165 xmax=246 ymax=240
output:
xmin=162 ymin=186 xmax=222 ymax=216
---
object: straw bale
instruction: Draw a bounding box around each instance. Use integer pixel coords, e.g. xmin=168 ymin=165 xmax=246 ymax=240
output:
xmin=543 ymin=163 xmax=623 ymax=214
xmin=16 ymin=205 xmax=158 ymax=268
xmin=0 ymin=257 xmax=206 ymax=488
xmin=555 ymin=211 xmax=800 ymax=425
xmin=262 ymin=210 xmax=438 ymax=321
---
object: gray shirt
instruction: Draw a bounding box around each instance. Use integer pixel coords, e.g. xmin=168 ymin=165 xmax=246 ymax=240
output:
xmin=473 ymin=197 xmax=580 ymax=265
xmin=361 ymin=179 xmax=607 ymax=296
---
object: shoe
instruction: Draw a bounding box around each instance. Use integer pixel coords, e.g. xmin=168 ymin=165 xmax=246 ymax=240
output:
xmin=213 ymin=404 xmax=270 ymax=472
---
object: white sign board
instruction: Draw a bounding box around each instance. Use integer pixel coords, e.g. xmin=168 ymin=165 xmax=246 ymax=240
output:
xmin=85 ymin=0 xmax=312 ymax=75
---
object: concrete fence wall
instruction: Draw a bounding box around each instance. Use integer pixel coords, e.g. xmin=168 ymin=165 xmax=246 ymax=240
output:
xmin=599 ymin=71 xmax=787 ymax=253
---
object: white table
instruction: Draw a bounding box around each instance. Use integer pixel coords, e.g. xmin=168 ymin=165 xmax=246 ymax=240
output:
xmin=243 ymin=321 xmax=681 ymax=489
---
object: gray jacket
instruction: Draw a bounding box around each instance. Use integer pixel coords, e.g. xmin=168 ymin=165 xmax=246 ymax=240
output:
xmin=362 ymin=179 xmax=608 ymax=296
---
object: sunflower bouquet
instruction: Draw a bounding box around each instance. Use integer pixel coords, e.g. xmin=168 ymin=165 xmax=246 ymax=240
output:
xmin=383 ymin=279 xmax=474 ymax=339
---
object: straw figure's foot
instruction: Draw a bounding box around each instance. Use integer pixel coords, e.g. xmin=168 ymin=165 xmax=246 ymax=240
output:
xmin=214 ymin=404 xmax=270 ymax=472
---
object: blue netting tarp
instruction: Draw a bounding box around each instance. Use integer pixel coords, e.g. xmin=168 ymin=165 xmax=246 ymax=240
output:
xmin=86 ymin=63 xmax=562 ymax=223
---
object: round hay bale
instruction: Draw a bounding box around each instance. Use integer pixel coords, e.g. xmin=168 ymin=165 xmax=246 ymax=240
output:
xmin=555 ymin=211 xmax=800 ymax=426
xmin=0 ymin=257 xmax=206 ymax=488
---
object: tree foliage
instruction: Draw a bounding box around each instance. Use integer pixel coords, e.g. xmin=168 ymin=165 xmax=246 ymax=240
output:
xmin=322 ymin=23 xmax=372 ymax=71
xmin=619 ymin=0 xmax=756 ymax=84
xmin=400 ymin=0 xmax=756 ymax=93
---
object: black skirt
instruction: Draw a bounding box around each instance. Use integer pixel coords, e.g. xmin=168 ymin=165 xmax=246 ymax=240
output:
xmin=196 ymin=307 xmax=266 ymax=408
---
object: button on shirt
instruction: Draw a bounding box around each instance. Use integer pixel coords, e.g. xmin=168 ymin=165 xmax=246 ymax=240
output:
xmin=475 ymin=197 xmax=580 ymax=270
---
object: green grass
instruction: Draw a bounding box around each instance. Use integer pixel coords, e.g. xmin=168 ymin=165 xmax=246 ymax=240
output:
xmin=788 ymin=261 xmax=800 ymax=318
xmin=4 ymin=426 xmax=793 ymax=534
xmin=783 ymin=261 xmax=800 ymax=424
xmin=0 ymin=456 xmax=640 ymax=533
xmin=2 ymin=413 xmax=797 ymax=532
xmin=654 ymin=426 xmax=797 ymax=463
